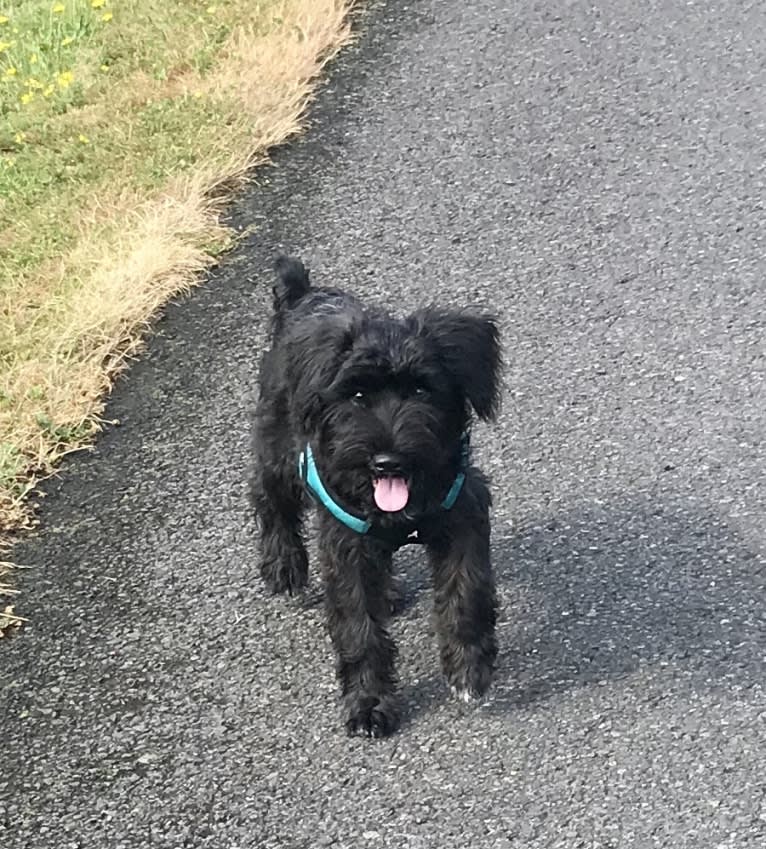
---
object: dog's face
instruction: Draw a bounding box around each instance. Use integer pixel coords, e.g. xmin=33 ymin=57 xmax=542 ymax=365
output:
xmin=290 ymin=307 xmax=501 ymax=521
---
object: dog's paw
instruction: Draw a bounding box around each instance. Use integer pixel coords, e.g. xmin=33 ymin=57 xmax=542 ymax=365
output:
xmin=260 ymin=551 xmax=308 ymax=596
xmin=446 ymin=664 xmax=493 ymax=700
xmin=443 ymin=644 xmax=495 ymax=701
xmin=344 ymin=694 xmax=400 ymax=739
xmin=450 ymin=684 xmax=486 ymax=704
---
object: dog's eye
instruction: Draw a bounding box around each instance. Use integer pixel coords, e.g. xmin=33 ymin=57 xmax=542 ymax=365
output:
xmin=352 ymin=391 xmax=366 ymax=405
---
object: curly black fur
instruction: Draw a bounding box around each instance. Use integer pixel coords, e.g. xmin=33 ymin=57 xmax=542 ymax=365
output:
xmin=250 ymin=256 xmax=502 ymax=738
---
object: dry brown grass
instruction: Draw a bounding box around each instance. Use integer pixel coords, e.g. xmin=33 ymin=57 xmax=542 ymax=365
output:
xmin=0 ymin=0 xmax=357 ymax=566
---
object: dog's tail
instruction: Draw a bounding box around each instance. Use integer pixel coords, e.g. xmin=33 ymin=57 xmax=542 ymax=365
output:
xmin=272 ymin=255 xmax=311 ymax=313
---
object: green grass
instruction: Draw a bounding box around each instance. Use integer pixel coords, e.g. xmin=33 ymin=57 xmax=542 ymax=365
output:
xmin=0 ymin=0 xmax=354 ymax=535
xmin=0 ymin=0 xmax=256 ymax=277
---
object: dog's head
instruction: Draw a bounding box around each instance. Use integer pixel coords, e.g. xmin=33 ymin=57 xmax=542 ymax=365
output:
xmin=290 ymin=306 xmax=501 ymax=521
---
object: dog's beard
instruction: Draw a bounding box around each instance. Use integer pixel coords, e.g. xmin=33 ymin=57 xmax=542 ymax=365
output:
xmin=324 ymin=446 xmax=427 ymax=518
xmin=317 ymin=424 xmax=458 ymax=521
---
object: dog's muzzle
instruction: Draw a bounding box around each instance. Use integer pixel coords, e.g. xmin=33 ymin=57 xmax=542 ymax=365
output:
xmin=298 ymin=434 xmax=470 ymax=549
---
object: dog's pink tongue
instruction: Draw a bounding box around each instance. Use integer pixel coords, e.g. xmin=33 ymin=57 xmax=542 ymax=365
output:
xmin=373 ymin=477 xmax=410 ymax=512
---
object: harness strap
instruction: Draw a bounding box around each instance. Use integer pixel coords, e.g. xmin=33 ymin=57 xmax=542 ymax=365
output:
xmin=298 ymin=445 xmax=371 ymax=535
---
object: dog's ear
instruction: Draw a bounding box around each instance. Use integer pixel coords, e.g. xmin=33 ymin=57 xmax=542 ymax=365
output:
xmin=288 ymin=315 xmax=356 ymax=433
xmin=412 ymin=308 xmax=502 ymax=421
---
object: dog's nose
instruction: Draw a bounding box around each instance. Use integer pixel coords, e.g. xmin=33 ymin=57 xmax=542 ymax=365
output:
xmin=371 ymin=454 xmax=403 ymax=476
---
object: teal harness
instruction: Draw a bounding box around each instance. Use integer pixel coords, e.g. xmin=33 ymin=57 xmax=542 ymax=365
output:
xmin=298 ymin=434 xmax=469 ymax=548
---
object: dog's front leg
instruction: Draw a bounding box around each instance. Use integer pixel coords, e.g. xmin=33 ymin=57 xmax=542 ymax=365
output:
xmin=320 ymin=525 xmax=399 ymax=738
xmin=428 ymin=474 xmax=498 ymax=701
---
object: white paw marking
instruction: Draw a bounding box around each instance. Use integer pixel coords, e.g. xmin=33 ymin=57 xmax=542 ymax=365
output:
xmin=451 ymin=686 xmax=478 ymax=703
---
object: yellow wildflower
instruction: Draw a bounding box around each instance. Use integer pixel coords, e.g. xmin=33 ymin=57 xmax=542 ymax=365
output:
xmin=14 ymin=131 xmax=25 ymax=143
xmin=26 ymin=78 xmax=44 ymax=90
xmin=0 ymin=40 xmax=14 ymax=53
xmin=52 ymin=3 xmax=65 ymax=13
xmin=0 ymin=16 xmax=8 ymax=25
xmin=100 ymin=63 xmax=109 ymax=72
xmin=61 ymin=36 xmax=74 ymax=46
xmin=20 ymin=91 xmax=34 ymax=104
xmin=78 ymin=133 xmax=89 ymax=144
xmin=91 ymin=0 xmax=106 ymax=6
xmin=101 ymin=11 xmax=112 ymax=22
xmin=192 ymin=90 xmax=203 ymax=99
xmin=3 ymin=66 xmax=17 ymax=78
xmin=30 ymin=53 xmax=38 ymax=64
xmin=206 ymin=5 xmax=217 ymax=14
xmin=57 ymin=69 xmax=73 ymax=88
xmin=43 ymin=84 xmax=54 ymax=97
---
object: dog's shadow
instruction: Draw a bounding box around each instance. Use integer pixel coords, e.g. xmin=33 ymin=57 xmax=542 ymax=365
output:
xmin=395 ymin=493 xmax=764 ymax=719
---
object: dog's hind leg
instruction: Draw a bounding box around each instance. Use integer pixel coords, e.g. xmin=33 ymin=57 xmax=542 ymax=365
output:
xmin=320 ymin=527 xmax=400 ymax=738
xmin=250 ymin=401 xmax=308 ymax=595
xmin=427 ymin=473 xmax=498 ymax=701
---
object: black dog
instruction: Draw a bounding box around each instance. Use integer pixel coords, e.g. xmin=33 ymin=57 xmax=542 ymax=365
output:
xmin=250 ymin=257 xmax=501 ymax=738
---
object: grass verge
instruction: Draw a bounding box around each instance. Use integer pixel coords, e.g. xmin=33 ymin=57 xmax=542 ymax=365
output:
xmin=0 ymin=0 xmax=356 ymax=598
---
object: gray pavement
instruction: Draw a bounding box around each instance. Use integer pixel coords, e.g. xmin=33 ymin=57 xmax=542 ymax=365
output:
xmin=2 ymin=0 xmax=766 ymax=846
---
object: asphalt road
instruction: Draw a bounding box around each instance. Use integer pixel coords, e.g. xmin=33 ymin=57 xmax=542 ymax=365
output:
xmin=3 ymin=0 xmax=766 ymax=846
